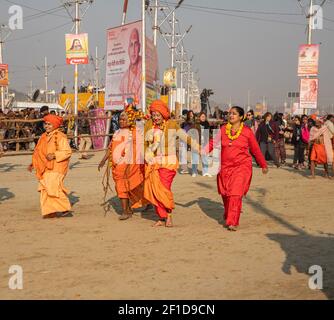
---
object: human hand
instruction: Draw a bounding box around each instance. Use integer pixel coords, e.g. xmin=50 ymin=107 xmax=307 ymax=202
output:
xmin=145 ymin=151 xmax=155 ymax=164
xmin=27 ymin=164 xmax=33 ymax=173
xmin=46 ymin=153 xmax=56 ymax=161
xmin=262 ymin=168 xmax=269 ymax=175
xmin=98 ymin=160 xmax=105 ymax=172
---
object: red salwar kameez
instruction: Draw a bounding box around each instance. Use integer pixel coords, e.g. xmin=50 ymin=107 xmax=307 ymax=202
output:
xmin=208 ymin=125 xmax=267 ymax=227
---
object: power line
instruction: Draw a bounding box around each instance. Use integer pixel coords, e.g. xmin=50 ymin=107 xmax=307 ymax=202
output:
xmin=160 ymin=1 xmax=303 ymax=16
xmin=7 ymin=22 xmax=72 ymax=42
xmin=3 ymin=0 xmax=69 ymax=19
xmin=161 ymin=1 xmax=334 ymax=31
xmin=167 ymin=5 xmax=307 ymax=27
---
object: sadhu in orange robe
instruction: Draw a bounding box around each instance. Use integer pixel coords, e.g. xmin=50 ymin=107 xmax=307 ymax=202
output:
xmin=143 ymin=100 xmax=199 ymax=220
xmin=32 ymin=115 xmax=72 ymax=216
xmin=109 ymin=126 xmax=146 ymax=208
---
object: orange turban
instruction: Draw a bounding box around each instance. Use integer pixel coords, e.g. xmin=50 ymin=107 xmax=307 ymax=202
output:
xmin=150 ymin=100 xmax=170 ymax=120
xmin=310 ymin=114 xmax=317 ymax=121
xmin=43 ymin=114 xmax=63 ymax=129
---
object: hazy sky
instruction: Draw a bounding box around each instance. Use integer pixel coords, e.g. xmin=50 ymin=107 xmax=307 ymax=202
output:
xmin=1 ymin=0 xmax=334 ymax=110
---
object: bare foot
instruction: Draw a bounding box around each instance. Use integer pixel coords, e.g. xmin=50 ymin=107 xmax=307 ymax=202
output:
xmin=307 ymin=175 xmax=315 ymax=179
xmin=119 ymin=213 xmax=131 ymax=221
xmin=152 ymin=220 xmax=165 ymax=227
xmin=166 ymin=215 xmax=173 ymax=228
xmin=227 ymin=225 xmax=238 ymax=232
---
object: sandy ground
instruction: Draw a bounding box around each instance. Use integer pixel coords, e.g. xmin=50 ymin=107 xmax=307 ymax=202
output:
xmin=0 ymin=147 xmax=333 ymax=300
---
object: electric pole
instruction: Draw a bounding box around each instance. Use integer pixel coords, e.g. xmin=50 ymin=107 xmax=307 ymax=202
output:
xmin=63 ymin=0 xmax=93 ymax=145
xmin=307 ymin=0 xmax=313 ymax=45
xmin=36 ymin=57 xmax=56 ymax=103
xmin=148 ymin=0 xmax=188 ymax=112
xmin=103 ymin=0 xmax=128 ymax=149
xmin=44 ymin=57 xmax=49 ymax=102
xmin=153 ymin=0 xmax=159 ymax=46
xmin=91 ymin=46 xmax=105 ymax=104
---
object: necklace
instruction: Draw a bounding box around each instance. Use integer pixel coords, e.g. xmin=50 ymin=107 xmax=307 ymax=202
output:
xmin=226 ymin=122 xmax=244 ymax=146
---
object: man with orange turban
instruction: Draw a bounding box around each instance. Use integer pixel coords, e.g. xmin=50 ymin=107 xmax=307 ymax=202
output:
xmin=144 ymin=100 xmax=200 ymax=227
xmin=28 ymin=114 xmax=72 ymax=218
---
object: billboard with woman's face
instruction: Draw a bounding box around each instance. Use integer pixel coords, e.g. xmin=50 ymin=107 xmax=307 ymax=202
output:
xmin=65 ymin=33 xmax=89 ymax=65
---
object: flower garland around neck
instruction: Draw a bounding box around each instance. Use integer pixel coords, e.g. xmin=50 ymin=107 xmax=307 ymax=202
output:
xmin=110 ymin=128 xmax=133 ymax=167
xmin=153 ymin=119 xmax=166 ymax=131
xmin=226 ymin=122 xmax=244 ymax=141
xmin=145 ymin=119 xmax=167 ymax=163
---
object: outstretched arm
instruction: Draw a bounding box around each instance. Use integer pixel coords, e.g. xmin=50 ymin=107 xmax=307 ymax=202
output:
xmin=176 ymin=123 xmax=201 ymax=153
xmin=248 ymin=130 xmax=267 ymax=169
xmin=203 ymin=127 xmax=222 ymax=154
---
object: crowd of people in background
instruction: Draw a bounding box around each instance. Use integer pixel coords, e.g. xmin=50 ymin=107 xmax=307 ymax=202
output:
xmin=0 ymin=105 xmax=94 ymax=159
xmin=178 ymin=108 xmax=334 ymax=179
xmin=1 ymin=104 xmax=334 ymax=179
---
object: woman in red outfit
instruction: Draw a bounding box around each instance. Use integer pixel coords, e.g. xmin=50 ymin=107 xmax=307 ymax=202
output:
xmin=206 ymin=106 xmax=268 ymax=231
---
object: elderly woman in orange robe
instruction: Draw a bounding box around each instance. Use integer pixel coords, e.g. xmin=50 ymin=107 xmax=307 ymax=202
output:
xmin=205 ymin=106 xmax=268 ymax=231
xmin=98 ymin=105 xmax=146 ymax=220
xmin=144 ymin=100 xmax=200 ymax=228
xmin=28 ymin=114 xmax=72 ymax=219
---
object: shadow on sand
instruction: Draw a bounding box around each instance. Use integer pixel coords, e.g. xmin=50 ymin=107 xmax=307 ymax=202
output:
xmin=101 ymin=195 xmax=153 ymax=220
xmin=0 ymin=163 xmax=21 ymax=172
xmin=0 ymin=188 xmax=15 ymax=203
xmin=247 ymin=195 xmax=334 ymax=299
xmin=68 ymin=192 xmax=80 ymax=207
xmin=176 ymin=197 xmax=225 ymax=226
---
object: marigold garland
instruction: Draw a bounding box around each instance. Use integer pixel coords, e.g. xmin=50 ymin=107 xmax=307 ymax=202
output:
xmin=226 ymin=122 xmax=244 ymax=141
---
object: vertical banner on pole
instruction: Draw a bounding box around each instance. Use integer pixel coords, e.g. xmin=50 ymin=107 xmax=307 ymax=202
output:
xmin=65 ymin=33 xmax=89 ymax=65
xmin=145 ymin=37 xmax=159 ymax=107
xmin=297 ymin=44 xmax=319 ymax=76
xmin=89 ymin=108 xmax=107 ymax=150
xmin=300 ymin=78 xmax=318 ymax=110
xmin=163 ymin=68 xmax=177 ymax=88
xmin=0 ymin=64 xmax=9 ymax=86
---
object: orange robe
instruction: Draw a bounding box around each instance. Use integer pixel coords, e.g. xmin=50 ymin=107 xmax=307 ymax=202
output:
xmin=143 ymin=119 xmax=199 ymax=218
xmin=110 ymin=127 xmax=146 ymax=208
xmin=32 ymin=129 xmax=72 ymax=216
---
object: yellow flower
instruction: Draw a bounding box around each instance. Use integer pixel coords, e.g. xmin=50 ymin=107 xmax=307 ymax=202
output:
xmin=226 ymin=122 xmax=244 ymax=141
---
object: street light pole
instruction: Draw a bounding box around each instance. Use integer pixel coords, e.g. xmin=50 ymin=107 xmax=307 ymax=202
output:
xmin=308 ymin=0 xmax=313 ymax=45
xmin=142 ymin=0 xmax=147 ymax=113
xmin=44 ymin=57 xmax=49 ymax=103
xmin=73 ymin=0 xmax=80 ymax=146
xmin=180 ymin=45 xmax=184 ymax=114
xmin=0 ymin=40 xmax=4 ymax=112
xmin=153 ymin=0 xmax=159 ymax=46
xmin=0 ymin=25 xmax=11 ymax=112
